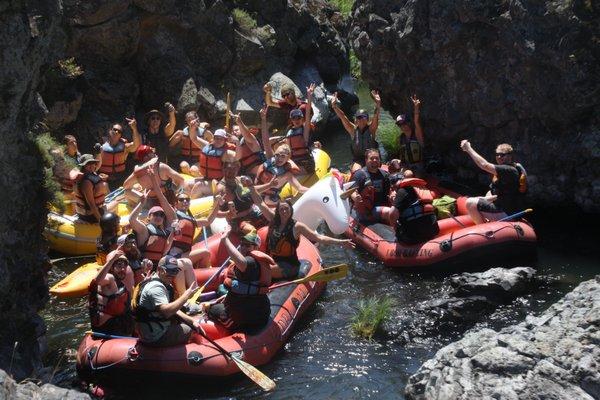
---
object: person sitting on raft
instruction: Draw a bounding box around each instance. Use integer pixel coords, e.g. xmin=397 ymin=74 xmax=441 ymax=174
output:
xmin=123 ymin=145 xmax=185 ymax=207
xmin=116 ymin=232 xmax=151 ymax=285
xmin=395 ymin=94 xmax=425 ymax=176
xmin=215 ymin=151 xmax=266 ymax=234
xmin=460 ymin=140 xmax=527 ymax=224
xmin=330 ymin=90 xmax=382 ymax=173
xmin=349 ymin=148 xmax=397 ymax=225
xmin=282 ymin=83 xmax=316 ymax=175
xmin=74 ymin=154 xmax=109 ymax=224
xmin=89 ymin=249 xmax=135 ymax=336
xmin=132 ymin=256 xmax=201 ymax=347
xmin=167 ymin=192 xmax=221 ymax=268
xmin=169 ymin=111 xmax=213 ymax=176
xmin=139 ymin=104 xmax=176 ymax=163
xmin=206 ymin=227 xmax=274 ymax=331
xmin=389 ymin=178 xmax=439 ymax=244
xmin=249 ymin=184 xmax=355 ymax=279
xmin=98 ymin=120 xmax=141 ymax=190
xmin=232 ymin=113 xmax=265 ymax=179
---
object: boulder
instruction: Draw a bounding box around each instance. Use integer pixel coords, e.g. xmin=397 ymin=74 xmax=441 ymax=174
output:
xmin=405 ymin=276 xmax=600 ymax=400
xmin=449 ymin=266 xmax=537 ymax=300
xmin=0 ymin=369 xmax=90 ymax=400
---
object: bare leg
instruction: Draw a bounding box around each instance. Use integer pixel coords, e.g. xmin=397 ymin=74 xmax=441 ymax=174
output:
xmin=180 ymin=161 xmax=191 ymax=175
xmin=169 ymin=130 xmax=183 ymax=148
xmin=188 ymin=248 xmax=211 ymax=268
xmin=466 ymin=197 xmax=485 ymax=224
xmin=190 ymin=180 xmax=214 ymax=199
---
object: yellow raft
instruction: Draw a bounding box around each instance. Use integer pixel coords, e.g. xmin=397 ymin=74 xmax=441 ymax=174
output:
xmin=279 ymin=148 xmax=331 ymax=199
xmin=50 ymin=261 xmax=101 ymax=298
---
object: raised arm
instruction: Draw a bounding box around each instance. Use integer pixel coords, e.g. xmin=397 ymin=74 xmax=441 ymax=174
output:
xmin=295 ymin=222 xmax=355 ymax=248
xmin=304 ymin=83 xmax=315 ymax=145
xmin=236 ymin=114 xmax=261 ymax=152
xmin=126 ymin=117 xmax=141 ymax=152
xmin=263 ymin=82 xmax=281 ymax=108
xmin=249 ymin=184 xmax=275 ymax=222
xmin=149 ymin=166 xmax=176 ymax=226
xmin=331 ymin=92 xmax=355 ymax=136
xmin=411 ymin=94 xmax=424 ymax=146
xmin=187 ymin=119 xmax=211 ymax=149
xmin=164 ymin=102 xmax=176 ymax=138
xmin=220 ymin=227 xmax=247 ymax=269
xmin=369 ymin=90 xmax=381 ymax=137
xmin=129 ymin=192 xmax=149 ymax=244
xmin=95 ymin=249 xmax=122 ymax=284
xmin=260 ymin=106 xmax=274 ymax=158
xmin=460 ymin=140 xmax=495 ymax=175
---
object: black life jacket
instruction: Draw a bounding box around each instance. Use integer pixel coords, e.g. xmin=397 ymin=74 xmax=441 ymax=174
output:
xmin=130 ymin=277 xmax=174 ymax=324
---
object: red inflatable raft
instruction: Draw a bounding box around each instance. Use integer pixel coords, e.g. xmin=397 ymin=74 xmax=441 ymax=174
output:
xmin=345 ymin=181 xmax=537 ymax=270
xmin=76 ymin=227 xmax=325 ymax=383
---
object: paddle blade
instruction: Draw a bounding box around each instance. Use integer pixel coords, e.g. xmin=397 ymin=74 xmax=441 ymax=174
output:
xmin=300 ymin=264 xmax=348 ymax=283
xmin=188 ymin=284 xmax=207 ymax=305
xmin=231 ymin=354 xmax=276 ymax=392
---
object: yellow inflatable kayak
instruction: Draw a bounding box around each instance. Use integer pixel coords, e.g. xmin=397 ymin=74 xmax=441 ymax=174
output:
xmin=50 ymin=261 xmax=102 ymax=298
xmin=279 ymin=148 xmax=331 ymax=199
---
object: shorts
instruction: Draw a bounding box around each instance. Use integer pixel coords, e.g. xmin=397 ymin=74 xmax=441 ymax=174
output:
xmin=477 ymin=198 xmax=508 ymax=221
xmin=353 ymin=206 xmax=391 ymax=225
xmin=147 ymin=322 xmax=192 ymax=347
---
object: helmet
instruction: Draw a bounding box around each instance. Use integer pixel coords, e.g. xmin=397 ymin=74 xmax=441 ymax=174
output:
xmin=99 ymin=212 xmax=120 ymax=231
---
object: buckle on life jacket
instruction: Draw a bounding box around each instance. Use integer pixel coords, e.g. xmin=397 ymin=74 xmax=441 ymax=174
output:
xmin=127 ymin=346 xmax=139 ymax=362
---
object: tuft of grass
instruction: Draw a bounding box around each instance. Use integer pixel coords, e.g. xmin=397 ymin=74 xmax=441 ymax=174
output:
xmin=58 ymin=57 xmax=84 ymax=78
xmin=377 ymin=119 xmax=400 ymax=159
xmin=34 ymin=132 xmax=67 ymax=213
xmin=351 ymin=295 xmax=395 ymax=339
xmin=349 ymin=48 xmax=361 ymax=79
xmin=232 ymin=8 xmax=257 ymax=32
xmin=328 ymin=0 xmax=355 ymax=16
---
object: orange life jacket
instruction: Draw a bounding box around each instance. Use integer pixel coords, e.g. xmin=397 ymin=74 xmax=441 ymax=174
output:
xmin=171 ymin=210 xmax=196 ymax=251
xmin=267 ymin=219 xmax=298 ymax=259
xmin=198 ymin=143 xmax=236 ymax=180
xmin=238 ymin=138 xmax=265 ymax=173
xmin=88 ymin=279 xmax=129 ymax=327
xmin=180 ymin=126 xmax=203 ymax=157
xmin=223 ymin=250 xmax=273 ymax=295
xmin=142 ymin=224 xmax=170 ymax=265
xmin=74 ymin=172 xmax=108 ymax=217
xmin=286 ymin=126 xmax=311 ymax=164
xmin=99 ymin=139 xmax=128 ymax=175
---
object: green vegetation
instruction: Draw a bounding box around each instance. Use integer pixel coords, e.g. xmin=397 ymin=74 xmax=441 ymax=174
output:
xmin=232 ymin=8 xmax=257 ymax=32
xmin=349 ymin=49 xmax=361 ymax=79
xmin=34 ymin=132 xmax=67 ymax=213
xmin=377 ymin=119 xmax=400 ymax=158
xmin=58 ymin=57 xmax=84 ymax=78
xmin=329 ymin=0 xmax=354 ymax=16
xmin=351 ymin=295 xmax=395 ymax=340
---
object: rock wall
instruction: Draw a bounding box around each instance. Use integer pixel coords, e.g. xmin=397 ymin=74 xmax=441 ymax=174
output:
xmin=404 ymin=276 xmax=600 ymax=399
xmin=350 ymin=0 xmax=600 ymax=212
xmin=0 ymin=0 xmax=66 ymax=381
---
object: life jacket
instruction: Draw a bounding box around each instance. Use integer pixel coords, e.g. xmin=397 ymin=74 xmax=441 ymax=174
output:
xmin=88 ymin=279 xmax=129 ymax=327
xmin=223 ymin=250 xmax=273 ymax=295
xmin=267 ymin=219 xmax=299 ymax=259
xmin=74 ymin=172 xmax=108 ymax=217
xmin=142 ymin=224 xmax=170 ymax=265
xmin=286 ymin=126 xmax=311 ymax=164
xmin=398 ymin=180 xmax=435 ymax=223
xmin=353 ymin=168 xmax=389 ymax=215
xmin=238 ymin=137 xmax=265 ymax=174
xmin=256 ymin=158 xmax=300 ymax=199
xmin=59 ymin=169 xmax=83 ymax=193
xmin=180 ymin=126 xmax=203 ymax=157
xmin=171 ymin=209 xmax=197 ymax=250
xmin=95 ymin=235 xmax=118 ymax=265
xmin=399 ymin=134 xmax=423 ymax=164
xmin=350 ymin=125 xmax=378 ymax=160
xmin=490 ymin=163 xmax=527 ymax=195
xmin=130 ymin=277 xmax=174 ymax=324
xmin=198 ymin=143 xmax=236 ymax=180
xmin=99 ymin=139 xmax=128 ymax=174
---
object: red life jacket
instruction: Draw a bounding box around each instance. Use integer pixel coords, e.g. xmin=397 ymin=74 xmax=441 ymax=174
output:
xmin=180 ymin=127 xmax=204 ymax=157
xmin=142 ymin=224 xmax=170 ymax=265
xmin=59 ymin=169 xmax=83 ymax=193
xmin=99 ymin=139 xmax=128 ymax=175
xmin=223 ymin=250 xmax=273 ymax=295
xmin=88 ymin=279 xmax=129 ymax=327
xmin=198 ymin=143 xmax=236 ymax=180
xmin=171 ymin=210 xmax=196 ymax=251
xmin=74 ymin=172 xmax=108 ymax=217
xmin=397 ymin=178 xmax=436 ymax=222
xmin=286 ymin=126 xmax=311 ymax=164
xmin=238 ymin=138 xmax=265 ymax=173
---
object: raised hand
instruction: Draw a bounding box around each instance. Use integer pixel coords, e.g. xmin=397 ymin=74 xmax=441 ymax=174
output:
xmin=260 ymin=105 xmax=268 ymax=120
xmin=213 ymin=194 xmax=224 ymax=206
xmin=306 ymin=83 xmax=316 ymax=100
xmin=165 ymin=102 xmax=175 ymax=114
xmin=126 ymin=117 xmax=137 ymax=129
xmin=330 ymin=92 xmax=339 ymax=108
xmin=411 ymin=94 xmax=421 ymax=111
xmin=220 ymin=224 xmax=231 ymax=240
xmin=460 ymin=139 xmax=471 ymax=152
xmin=106 ymin=249 xmax=125 ymax=263
xmin=263 ymin=82 xmax=272 ymax=94
xmin=371 ymin=90 xmax=381 ymax=107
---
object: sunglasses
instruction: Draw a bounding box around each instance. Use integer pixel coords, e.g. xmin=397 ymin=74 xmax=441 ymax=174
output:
xmin=356 ymin=115 xmax=368 ymax=120
xmin=495 ymin=153 xmax=511 ymax=157
xmin=151 ymin=212 xmax=166 ymax=218
xmin=164 ymin=267 xmax=181 ymax=276
xmin=111 ymin=127 xmax=122 ymax=133
xmin=113 ymin=260 xmax=128 ymax=268
xmin=177 ymin=197 xmax=190 ymax=202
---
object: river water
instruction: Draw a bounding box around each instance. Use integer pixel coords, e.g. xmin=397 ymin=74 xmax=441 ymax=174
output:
xmin=42 ymin=83 xmax=599 ymax=399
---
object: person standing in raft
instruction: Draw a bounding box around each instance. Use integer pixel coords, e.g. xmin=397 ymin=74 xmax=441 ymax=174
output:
xmin=98 ymin=121 xmax=141 ymax=190
xmin=232 ymin=113 xmax=265 ymax=179
xmin=349 ymin=148 xmax=397 ymax=225
xmin=248 ymin=185 xmax=355 ymax=280
xmin=396 ymin=94 xmax=425 ymax=176
xmin=263 ymin=82 xmax=308 ymax=122
xmin=132 ymin=256 xmax=201 ymax=347
xmin=460 ymin=141 xmax=527 ymax=224
xmin=89 ymin=249 xmax=135 ymax=336
xmin=330 ymin=90 xmax=382 ymax=173
xmin=207 ymin=227 xmax=273 ymax=330
xmin=390 ymin=178 xmax=439 ymax=244
xmin=139 ymin=104 xmax=177 ymax=163
xmin=168 ymin=111 xmax=213 ymax=175
xmin=284 ymin=84 xmax=316 ymax=174
xmin=74 ymin=154 xmax=109 ymax=224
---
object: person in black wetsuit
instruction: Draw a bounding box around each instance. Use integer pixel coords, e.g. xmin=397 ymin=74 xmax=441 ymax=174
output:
xmin=390 ymin=179 xmax=439 ymax=244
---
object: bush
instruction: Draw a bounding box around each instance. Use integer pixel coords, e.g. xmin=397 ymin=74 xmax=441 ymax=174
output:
xmin=232 ymin=8 xmax=257 ymax=32
xmin=351 ymin=295 xmax=395 ymax=340
xmin=349 ymin=49 xmax=361 ymax=79
xmin=329 ymin=0 xmax=354 ymax=16
xmin=377 ymin=119 xmax=400 ymax=159
xmin=58 ymin=57 xmax=84 ymax=78
xmin=33 ymin=132 xmax=67 ymax=213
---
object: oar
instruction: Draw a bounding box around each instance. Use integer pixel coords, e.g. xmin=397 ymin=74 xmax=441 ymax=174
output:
xmin=269 ymin=264 xmax=348 ymax=291
xmin=499 ymin=208 xmax=533 ymax=222
xmin=188 ymin=252 xmax=235 ymax=305
xmin=51 ymin=254 xmax=95 ymax=264
xmin=86 ymin=331 xmax=134 ymax=340
xmin=195 ymin=328 xmax=275 ymax=392
xmin=105 ymin=187 xmax=125 ymax=203
xmin=202 ymin=226 xmax=209 ymax=251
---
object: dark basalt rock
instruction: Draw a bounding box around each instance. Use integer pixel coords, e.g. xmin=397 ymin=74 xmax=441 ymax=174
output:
xmin=0 ymin=369 xmax=90 ymax=400
xmin=405 ymin=276 xmax=600 ymax=400
xmin=350 ymin=0 xmax=600 ymax=212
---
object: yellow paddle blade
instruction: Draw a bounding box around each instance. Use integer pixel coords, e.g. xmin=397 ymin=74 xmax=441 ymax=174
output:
xmin=188 ymin=283 xmax=208 ymax=305
xmin=231 ymin=354 xmax=276 ymax=392
xmin=296 ymin=264 xmax=348 ymax=284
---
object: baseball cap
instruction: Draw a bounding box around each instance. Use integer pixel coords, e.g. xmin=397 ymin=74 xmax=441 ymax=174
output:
xmin=396 ymin=114 xmax=411 ymax=125
xmin=135 ymin=145 xmax=155 ymax=162
xmin=158 ymin=256 xmax=181 ymax=275
xmin=148 ymin=206 xmax=164 ymax=215
xmin=355 ymin=109 xmax=369 ymax=119
xmin=214 ymin=129 xmax=227 ymax=138
xmin=289 ymin=109 xmax=303 ymax=118
xmin=117 ymin=233 xmax=137 ymax=246
xmin=240 ymin=230 xmax=261 ymax=246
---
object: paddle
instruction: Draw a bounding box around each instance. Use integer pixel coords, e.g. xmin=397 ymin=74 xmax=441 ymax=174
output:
xmin=202 ymin=226 xmax=209 ymax=251
xmin=105 ymin=187 xmax=125 ymax=204
xmin=87 ymin=331 xmax=133 ymax=340
xmin=188 ymin=251 xmax=236 ymax=305
xmin=195 ymin=327 xmax=276 ymax=392
xmin=50 ymin=254 xmax=95 ymax=264
xmin=268 ymin=264 xmax=348 ymax=291
xmin=499 ymin=208 xmax=533 ymax=222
